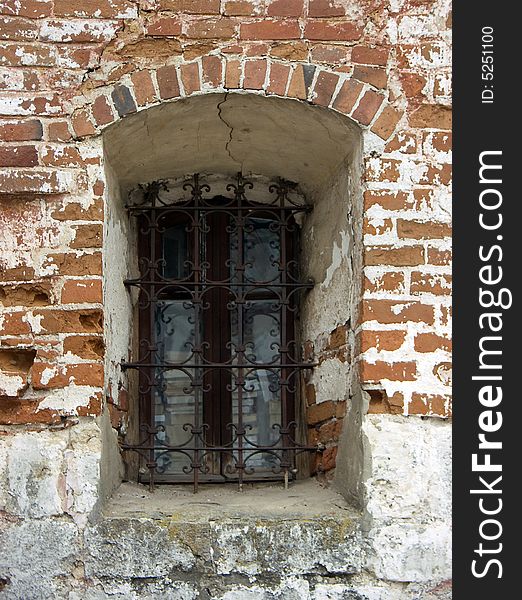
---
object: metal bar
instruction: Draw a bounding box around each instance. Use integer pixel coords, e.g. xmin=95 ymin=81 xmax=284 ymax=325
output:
xmin=236 ymin=175 xmax=245 ymax=491
xmin=124 ymin=280 xmax=314 ymax=288
xmin=148 ymin=185 xmax=157 ymax=493
xmin=192 ymin=174 xmax=202 ymax=493
xmin=128 ymin=205 xmax=313 ymax=213
xmin=122 ymin=362 xmax=317 ymax=369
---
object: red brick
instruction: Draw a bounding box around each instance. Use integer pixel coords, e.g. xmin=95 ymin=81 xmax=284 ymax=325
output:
xmin=245 ymin=42 xmax=269 ymax=57
xmin=240 ymin=20 xmax=301 ymax=40
xmin=70 ymin=224 xmax=103 ymax=249
xmin=409 ymin=103 xmax=452 ymax=129
xmin=361 ymin=360 xmax=417 ymax=382
xmin=360 ymin=330 xmax=406 ymax=353
xmin=156 ymin=64 xmax=181 ymax=99
xmin=202 ymin=55 xmax=222 ymax=87
xmin=145 ymin=16 xmax=182 ymax=36
xmin=287 ymin=63 xmax=315 ymax=99
xmin=186 ymin=18 xmax=237 ymax=39
xmin=47 ymin=121 xmax=72 ymax=141
xmin=40 ymin=145 xmax=86 ymax=167
xmin=0 ymin=169 xmax=71 ymax=195
xmin=414 ymin=333 xmax=452 ymax=353
xmin=352 ymin=89 xmax=383 ymax=125
xmin=0 ymin=42 xmax=56 ymax=67
xmin=0 ymin=0 xmax=52 ymax=18
xmin=77 ymin=392 xmax=103 ymax=417
xmin=92 ymin=95 xmax=114 ymax=127
xmin=180 ymin=62 xmax=201 ymax=94
xmin=0 ymin=17 xmax=39 ymax=41
xmin=53 ymin=0 xmax=136 ymax=18
xmin=267 ymin=62 xmax=290 ymax=95
xmin=108 ymin=402 xmax=127 ymax=427
xmin=363 ymin=217 xmax=393 ymax=236
xmin=0 ymin=401 xmax=61 ymax=426
xmin=0 ymin=120 xmax=43 ymax=141
xmin=332 ymin=79 xmax=363 ymax=115
xmin=0 ymin=145 xmax=38 ymax=167
xmin=224 ymin=59 xmax=241 ymax=89
xmin=32 ymin=362 xmax=104 ymax=389
xmin=131 ymin=70 xmax=157 ymax=106
xmin=312 ymin=70 xmax=339 ymax=106
xmin=159 ymin=0 xmax=220 ymax=12
xmin=0 ymin=283 xmax=52 ymax=307
xmin=310 ymin=44 xmax=349 ymax=64
xmin=0 ymin=265 xmax=35 ymax=282
xmin=384 ymin=131 xmax=417 ymax=153
xmin=363 ymin=190 xmax=409 ymax=211
xmin=362 ymin=300 xmax=435 ymax=325
xmin=371 ymin=106 xmax=402 ymax=140
xmin=61 ymin=279 xmax=103 ymax=304
xmin=63 ymin=335 xmax=104 ymax=360
xmin=317 ymin=419 xmax=343 ymax=444
xmin=409 ymin=393 xmax=451 ymax=417
xmin=52 ymin=200 xmax=103 ymax=222
xmin=365 ymin=245 xmax=424 ymax=266
xmin=400 ymin=72 xmax=426 ymax=99
xmin=0 ymin=312 xmax=31 ymax=335
xmin=307 ymin=400 xmax=337 ymax=425
xmin=318 ymin=445 xmax=337 ymax=472
xmin=365 ymin=157 xmax=401 ymax=182
xmin=364 ymin=272 xmax=405 ymax=293
xmin=424 ymin=131 xmax=452 ymax=153
xmin=427 ymin=247 xmax=451 ymax=266
xmin=243 ymin=59 xmax=267 ymax=90
xmin=42 ymin=253 xmax=102 ymax=277
xmin=36 ymin=309 xmax=103 ymax=334
xmin=411 ymin=272 xmax=452 ymax=295
xmin=267 ymin=0 xmax=304 ymax=17
xmin=308 ymin=0 xmax=345 ymax=17
xmin=304 ymin=21 xmax=362 ymax=42
xmin=270 ymin=41 xmax=308 ymax=60
xmin=223 ymin=0 xmax=256 ymax=16
xmin=72 ymin=108 xmax=97 ymax=138
xmin=397 ymin=220 xmax=451 ymax=240
xmin=420 ymin=163 xmax=452 ymax=186
xmin=367 ymin=390 xmax=404 ymax=415
xmin=351 ymin=45 xmax=389 ymax=66
xmin=353 ymin=66 xmax=387 ymax=89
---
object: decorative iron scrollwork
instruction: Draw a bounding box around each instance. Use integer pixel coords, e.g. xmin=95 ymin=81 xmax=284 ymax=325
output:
xmin=122 ymin=173 xmax=319 ymax=492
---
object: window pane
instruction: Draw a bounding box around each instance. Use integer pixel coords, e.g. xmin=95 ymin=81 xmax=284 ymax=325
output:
xmin=231 ymin=300 xmax=282 ymax=472
xmin=154 ymin=300 xmax=200 ymax=476
xmin=230 ymin=216 xmax=281 ymax=284
xmin=162 ymin=223 xmax=188 ymax=280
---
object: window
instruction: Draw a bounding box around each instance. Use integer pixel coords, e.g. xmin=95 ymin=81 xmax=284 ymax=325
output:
xmin=122 ymin=174 xmax=317 ymax=491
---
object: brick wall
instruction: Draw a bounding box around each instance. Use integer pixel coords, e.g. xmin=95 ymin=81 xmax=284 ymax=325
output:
xmin=0 ymin=0 xmax=451 ymax=466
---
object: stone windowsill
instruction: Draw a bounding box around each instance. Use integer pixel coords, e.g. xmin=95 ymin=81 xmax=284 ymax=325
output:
xmin=85 ymin=479 xmax=364 ymax=580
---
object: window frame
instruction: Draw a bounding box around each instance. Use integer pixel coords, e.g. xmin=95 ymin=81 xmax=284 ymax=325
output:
xmin=122 ymin=174 xmax=318 ymax=492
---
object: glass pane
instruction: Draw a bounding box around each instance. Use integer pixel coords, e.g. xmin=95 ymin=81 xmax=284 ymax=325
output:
xmin=230 ymin=216 xmax=280 ymax=284
xmin=163 ymin=223 xmax=188 ymax=280
xmin=154 ymin=300 xmax=201 ymax=476
xmin=231 ymin=301 xmax=282 ymax=472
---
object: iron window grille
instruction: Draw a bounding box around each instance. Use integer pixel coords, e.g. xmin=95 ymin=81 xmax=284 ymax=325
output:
xmin=122 ymin=173 xmax=319 ymax=492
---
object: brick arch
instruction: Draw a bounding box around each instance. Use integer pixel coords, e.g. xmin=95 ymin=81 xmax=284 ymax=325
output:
xmin=68 ymin=54 xmax=401 ymax=143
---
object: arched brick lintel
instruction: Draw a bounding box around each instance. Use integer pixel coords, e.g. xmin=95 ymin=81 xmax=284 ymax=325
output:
xmin=68 ymin=55 xmax=402 ymax=143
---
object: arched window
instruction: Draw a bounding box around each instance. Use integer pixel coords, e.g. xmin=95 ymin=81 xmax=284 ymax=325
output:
xmin=122 ymin=173 xmax=317 ymax=491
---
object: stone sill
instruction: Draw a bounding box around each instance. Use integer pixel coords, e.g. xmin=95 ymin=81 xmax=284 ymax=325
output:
xmin=86 ymin=479 xmax=364 ymax=580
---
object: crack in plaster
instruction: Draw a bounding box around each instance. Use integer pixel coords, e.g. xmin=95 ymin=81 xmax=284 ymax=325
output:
xmin=216 ymin=93 xmax=242 ymax=170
